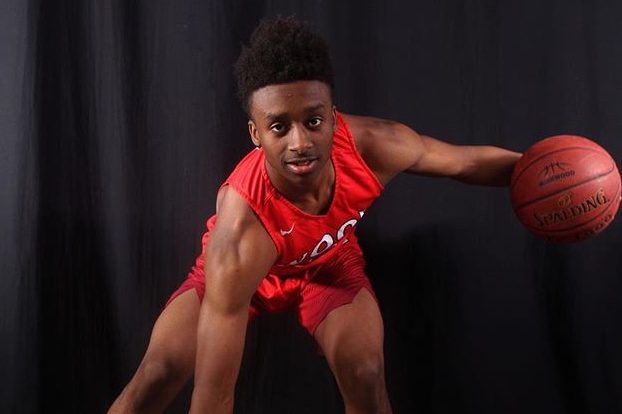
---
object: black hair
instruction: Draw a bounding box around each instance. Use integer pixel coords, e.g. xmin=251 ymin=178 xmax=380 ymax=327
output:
xmin=234 ymin=16 xmax=335 ymax=114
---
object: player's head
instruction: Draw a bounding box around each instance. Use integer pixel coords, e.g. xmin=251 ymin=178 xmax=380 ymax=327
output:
xmin=234 ymin=16 xmax=335 ymax=115
xmin=236 ymin=17 xmax=337 ymax=188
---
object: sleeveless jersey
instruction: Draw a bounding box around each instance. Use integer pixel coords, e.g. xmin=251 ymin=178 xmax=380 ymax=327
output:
xmin=204 ymin=112 xmax=383 ymax=277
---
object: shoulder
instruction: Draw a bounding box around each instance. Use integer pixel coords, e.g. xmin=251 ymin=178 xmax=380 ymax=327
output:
xmin=341 ymin=113 xmax=418 ymax=155
xmin=341 ymin=113 xmax=401 ymax=148
xmin=215 ymin=185 xmax=256 ymax=226
xmin=340 ymin=113 xmax=423 ymax=185
xmin=211 ymin=186 xmax=276 ymax=258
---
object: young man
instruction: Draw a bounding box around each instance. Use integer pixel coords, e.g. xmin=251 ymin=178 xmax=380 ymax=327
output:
xmin=108 ymin=16 xmax=521 ymax=414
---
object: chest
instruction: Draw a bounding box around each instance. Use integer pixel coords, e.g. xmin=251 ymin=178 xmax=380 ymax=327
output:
xmin=267 ymin=180 xmax=375 ymax=271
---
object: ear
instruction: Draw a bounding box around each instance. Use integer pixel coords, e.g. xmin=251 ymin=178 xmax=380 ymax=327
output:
xmin=248 ymin=120 xmax=261 ymax=147
xmin=331 ymin=105 xmax=337 ymax=132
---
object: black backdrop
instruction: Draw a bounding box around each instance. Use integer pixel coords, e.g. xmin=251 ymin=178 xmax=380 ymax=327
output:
xmin=2 ymin=1 xmax=622 ymax=413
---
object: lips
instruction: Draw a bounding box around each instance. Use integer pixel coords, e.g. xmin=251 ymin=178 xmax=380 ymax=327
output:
xmin=285 ymin=157 xmax=319 ymax=175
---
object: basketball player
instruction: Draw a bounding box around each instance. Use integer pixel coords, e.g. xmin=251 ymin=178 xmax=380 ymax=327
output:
xmin=108 ymin=16 xmax=522 ymax=414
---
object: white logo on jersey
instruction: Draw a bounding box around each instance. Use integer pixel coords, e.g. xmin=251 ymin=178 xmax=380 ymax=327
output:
xmin=288 ymin=210 xmax=366 ymax=266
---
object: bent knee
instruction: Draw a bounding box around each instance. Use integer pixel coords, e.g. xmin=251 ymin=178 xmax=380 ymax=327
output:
xmin=138 ymin=355 xmax=190 ymax=388
xmin=109 ymin=356 xmax=192 ymax=413
xmin=334 ymin=353 xmax=385 ymax=391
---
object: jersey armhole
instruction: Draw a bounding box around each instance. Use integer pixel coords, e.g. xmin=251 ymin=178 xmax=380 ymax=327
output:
xmin=336 ymin=112 xmax=384 ymax=192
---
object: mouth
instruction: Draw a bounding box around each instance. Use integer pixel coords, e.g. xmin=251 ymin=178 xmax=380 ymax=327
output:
xmin=284 ymin=157 xmax=320 ymax=175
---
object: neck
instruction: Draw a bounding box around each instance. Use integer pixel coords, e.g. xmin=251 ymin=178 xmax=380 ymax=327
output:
xmin=268 ymin=160 xmax=335 ymax=215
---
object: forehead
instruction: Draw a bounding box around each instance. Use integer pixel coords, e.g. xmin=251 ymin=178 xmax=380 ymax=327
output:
xmin=249 ymin=80 xmax=332 ymax=120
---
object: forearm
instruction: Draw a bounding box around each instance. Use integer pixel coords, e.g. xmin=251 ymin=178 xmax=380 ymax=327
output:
xmin=189 ymin=303 xmax=249 ymax=414
xmin=454 ymin=145 xmax=522 ymax=186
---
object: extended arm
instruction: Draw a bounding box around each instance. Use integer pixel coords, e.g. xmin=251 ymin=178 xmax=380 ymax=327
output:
xmin=344 ymin=114 xmax=521 ymax=186
xmin=189 ymin=186 xmax=277 ymax=414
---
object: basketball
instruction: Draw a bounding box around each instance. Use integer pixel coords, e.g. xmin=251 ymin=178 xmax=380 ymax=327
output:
xmin=510 ymin=135 xmax=621 ymax=243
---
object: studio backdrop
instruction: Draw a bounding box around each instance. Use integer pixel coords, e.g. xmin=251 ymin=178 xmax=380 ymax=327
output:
xmin=1 ymin=0 xmax=621 ymax=413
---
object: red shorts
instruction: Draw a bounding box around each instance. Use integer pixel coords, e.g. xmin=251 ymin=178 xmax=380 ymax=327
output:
xmin=167 ymin=241 xmax=376 ymax=335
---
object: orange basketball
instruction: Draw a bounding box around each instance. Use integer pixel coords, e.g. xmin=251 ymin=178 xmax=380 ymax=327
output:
xmin=510 ymin=135 xmax=621 ymax=243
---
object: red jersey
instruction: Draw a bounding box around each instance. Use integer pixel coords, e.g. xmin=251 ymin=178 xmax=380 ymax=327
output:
xmin=199 ymin=112 xmax=383 ymax=277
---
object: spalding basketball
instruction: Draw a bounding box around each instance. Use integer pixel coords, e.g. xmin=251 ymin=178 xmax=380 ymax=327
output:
xmin=510 ymin=135 xmax=621 ymax=243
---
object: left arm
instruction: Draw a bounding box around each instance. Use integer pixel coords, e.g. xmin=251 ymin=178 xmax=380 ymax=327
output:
xmin=343 ymin=113 xmax=522 ymax=187
xmin=407 ymin=135 xmax=522 ymax=186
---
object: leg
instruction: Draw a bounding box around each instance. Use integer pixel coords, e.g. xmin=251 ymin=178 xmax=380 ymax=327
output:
xmin=108 ymin=289 xmax=200 ymax=414
xmin=314 ymin=288 xmax=392 ymax=414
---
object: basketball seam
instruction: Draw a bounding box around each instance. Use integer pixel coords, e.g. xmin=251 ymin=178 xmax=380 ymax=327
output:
xmin=513 ymin=165 xmax=615 ymax=211
xmin=511 ymin=146 xmax=606 ymax=191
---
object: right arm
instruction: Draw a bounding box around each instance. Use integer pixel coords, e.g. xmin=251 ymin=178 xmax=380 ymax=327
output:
xmin=189 ymin=186 xmax=277 ymax=414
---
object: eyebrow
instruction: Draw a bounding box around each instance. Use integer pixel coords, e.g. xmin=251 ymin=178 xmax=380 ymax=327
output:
xmin=263 ymin=103 xmax=326 ymax=122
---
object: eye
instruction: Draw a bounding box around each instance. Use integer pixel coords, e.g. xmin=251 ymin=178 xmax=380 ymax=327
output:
xmin=270 ymin=123 xmax=287 ymax=134
xmin=307 ymin=117 xmax=323 ymax=128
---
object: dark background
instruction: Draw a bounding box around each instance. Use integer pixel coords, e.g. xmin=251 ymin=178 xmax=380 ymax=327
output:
xmin=2 ymin=0 xmax=621 ymax=413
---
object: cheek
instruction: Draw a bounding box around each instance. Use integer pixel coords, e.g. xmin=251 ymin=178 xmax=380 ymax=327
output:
xmin=322 ymin=135 xmax=334 ymax=151
xmin=264 ymin=147 xmax=284 ymax=166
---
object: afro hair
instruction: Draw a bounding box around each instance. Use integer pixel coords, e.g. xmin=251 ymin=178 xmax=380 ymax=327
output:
xmin=234 ymin=16 xmax=335 ymax=114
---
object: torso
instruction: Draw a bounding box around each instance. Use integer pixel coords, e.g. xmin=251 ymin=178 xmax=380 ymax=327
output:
xmin=216 ymin=111 xmax=384 ymax=276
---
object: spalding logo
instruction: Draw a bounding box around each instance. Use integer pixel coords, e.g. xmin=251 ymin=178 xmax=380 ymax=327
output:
xmin=533 ymin=188 xmax=609 ymax=227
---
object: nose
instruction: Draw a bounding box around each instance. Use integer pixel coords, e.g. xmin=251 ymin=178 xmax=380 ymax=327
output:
xmin=288 ymin=124 xmax=313 ymax=153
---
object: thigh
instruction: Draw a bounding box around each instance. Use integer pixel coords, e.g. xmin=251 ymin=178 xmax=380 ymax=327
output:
xmin=142 ymin=288 xmax=201 ymax=375
xmin=313 ymin=288 xmax=385 ymax=366
xmin=108 ymin=289 xmax=201 ymax=413
xmin=297 ymin=243 xmax=377 ymax=336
